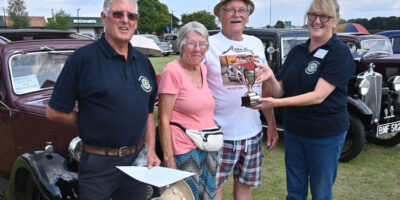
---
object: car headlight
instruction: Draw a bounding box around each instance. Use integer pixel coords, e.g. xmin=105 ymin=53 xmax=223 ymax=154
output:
xmin=358 ymin=79 xmax=370 ymax=96
xmin=391 ymin=76 xmax=400 ymax=91
xmin=68 ymin=137 xmax=82 ymax=162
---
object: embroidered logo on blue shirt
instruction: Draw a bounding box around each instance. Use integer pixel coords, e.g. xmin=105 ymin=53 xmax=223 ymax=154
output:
xmin=305 ymin=60 xmax=320 ymax=75
xmin=139 ymin=76 xmax=152 ymax=93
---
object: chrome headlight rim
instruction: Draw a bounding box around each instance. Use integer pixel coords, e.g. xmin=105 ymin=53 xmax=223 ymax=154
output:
xmin=68 ymin=137 xmax=82 ymax=162
xmin=358 ymin=78 xmax=370 ymax=96
xmin=391 ymin=76 xmax=400 ymax=91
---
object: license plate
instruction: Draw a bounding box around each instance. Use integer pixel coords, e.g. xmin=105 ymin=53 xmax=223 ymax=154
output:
xmin=377 ymin=121 xmax=400 ymax=136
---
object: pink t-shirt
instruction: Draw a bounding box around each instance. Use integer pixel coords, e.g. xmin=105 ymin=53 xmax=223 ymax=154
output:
xmin=158 ymin=60 xmax=216 ymax=155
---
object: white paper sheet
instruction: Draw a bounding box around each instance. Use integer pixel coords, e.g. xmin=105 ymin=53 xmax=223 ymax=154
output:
xmin=117 ymin=166 xmax=195 ymax=187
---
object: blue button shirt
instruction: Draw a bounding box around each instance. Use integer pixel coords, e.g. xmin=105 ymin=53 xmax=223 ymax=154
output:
xmin=277 ymin=34 xmax=355 ymax=137
xmin=50 ymin=34 xmax=157 ymax=147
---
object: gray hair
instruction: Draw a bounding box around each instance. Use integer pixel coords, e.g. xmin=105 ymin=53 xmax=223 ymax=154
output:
xmin=177 ymin=21 xmax=209 ymax=54
xmin=103 ymin=0 xmax=138 ymax=14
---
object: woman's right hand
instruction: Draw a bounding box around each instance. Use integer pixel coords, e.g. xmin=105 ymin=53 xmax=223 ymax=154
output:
xmin=255 ymin=64 xmax=274 ymax=83
xmin=249 ymin=97 xmax=277 ymax=110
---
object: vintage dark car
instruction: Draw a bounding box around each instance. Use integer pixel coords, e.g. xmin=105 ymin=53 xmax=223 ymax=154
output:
xmin=376 ymin=30 xmax=400 ymax=54
xmin=0 ymin=30 xmax=162 ymax=200
xmin=0 ymin=29 xmax=94 ymax=200
xmin=337 ymin=33 xmax=400 ymax=149
xmin=210 ymin=29 xmax=400 ymax=162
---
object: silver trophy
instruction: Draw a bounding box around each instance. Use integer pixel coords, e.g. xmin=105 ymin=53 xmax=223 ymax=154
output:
xmin=240 ymin=65 xmax=261 ymax=106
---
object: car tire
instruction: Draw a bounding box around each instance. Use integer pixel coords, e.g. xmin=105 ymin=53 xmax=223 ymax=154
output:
xmin=366 ymin=125 xmax=400 ymax=147
xmin=339 ymin=112 xmax=366 ymax=162
xmin=24 ymin=175 xmax=45 ymax=200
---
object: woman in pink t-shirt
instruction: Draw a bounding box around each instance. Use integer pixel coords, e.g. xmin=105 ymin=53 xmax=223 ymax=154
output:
xmin=158 ymin=21 xmax=218 ymax=200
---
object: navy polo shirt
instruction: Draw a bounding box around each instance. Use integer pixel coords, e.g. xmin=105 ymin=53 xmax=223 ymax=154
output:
xmin=277 ymin=34 xmax=355 ymax=137
xmin=49 ymin=34 xmax=158 ymax=147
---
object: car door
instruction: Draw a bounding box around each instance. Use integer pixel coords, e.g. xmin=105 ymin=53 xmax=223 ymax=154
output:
xmin=0 ymin=60 xmax=19 ymax=173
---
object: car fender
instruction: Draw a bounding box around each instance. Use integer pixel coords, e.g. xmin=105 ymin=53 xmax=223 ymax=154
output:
xmin=347 ymin=96 xmax=373 ymax=131
xmin=3 ymin=150 xmax=78 ymax=200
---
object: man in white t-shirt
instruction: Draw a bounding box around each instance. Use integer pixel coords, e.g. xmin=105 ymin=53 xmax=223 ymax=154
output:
xmin=204 ymin=0 xmax=279 ymax=199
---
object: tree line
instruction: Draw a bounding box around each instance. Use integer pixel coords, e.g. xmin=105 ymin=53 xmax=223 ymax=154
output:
xmin=6 ymin=0 xmax=400 ymax=33
xmin=346 ymin=16 xmax=400 ymax=31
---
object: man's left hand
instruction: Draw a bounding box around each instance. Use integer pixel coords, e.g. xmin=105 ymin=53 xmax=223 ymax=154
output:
xmin=146 ymin=150 xmax=161 ymax=169
xmin=266 ymin=126 xmax=279 ymax=151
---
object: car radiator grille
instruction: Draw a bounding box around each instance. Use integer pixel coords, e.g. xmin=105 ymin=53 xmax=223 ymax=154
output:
xmin=362 ymin=72 xmax=382 ymax=123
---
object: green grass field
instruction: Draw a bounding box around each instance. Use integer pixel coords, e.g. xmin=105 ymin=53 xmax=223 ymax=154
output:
xmin=149 ymin=55 xmax=400 ymax=200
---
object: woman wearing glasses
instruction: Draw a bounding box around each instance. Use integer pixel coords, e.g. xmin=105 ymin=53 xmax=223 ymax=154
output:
xmin=252 ymin=0 xmax=355 ymax=199
xmin=158 ymin=21 xmax=218 ymax=200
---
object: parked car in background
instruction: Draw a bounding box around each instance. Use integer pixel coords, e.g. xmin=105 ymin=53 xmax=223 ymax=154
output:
xmin=165 ymin=34 xmax=179 ymax=54
xmin=158 ymin=35 xmax=165 ymax=42
xmin=140 ymin=34 xmax=171 ymax=56
xmin=209 ymin=29 xmax=400 ymax=162
xmin=337 ymin=33 xmax=400 ymax=149
xmin=0 ymin=29 xmax=162 ymax=200
xmin=376 ymin=30 xmax=400 ymax=54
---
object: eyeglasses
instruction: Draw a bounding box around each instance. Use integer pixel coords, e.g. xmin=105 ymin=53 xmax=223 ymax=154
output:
xmin=307 ymin=13 xmax=333 ymax=23
xmin=222 ymin=8 xmax=249 ymax=17
xmin=186 ymin=41 xmax=208 ymax=50
xmin=109 ymin=11 xmax=139 ymax=21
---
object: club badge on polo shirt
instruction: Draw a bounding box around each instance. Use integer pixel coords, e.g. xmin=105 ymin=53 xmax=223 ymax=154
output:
xmin=305 ymin=60 xmax=320 ymax=75
xmin=139 ymin=76 xmax=152 ymax=93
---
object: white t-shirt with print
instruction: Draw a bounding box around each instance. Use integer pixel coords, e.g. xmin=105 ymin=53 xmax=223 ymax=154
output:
xmin=204 ymin=31 xmax=267 ymax=140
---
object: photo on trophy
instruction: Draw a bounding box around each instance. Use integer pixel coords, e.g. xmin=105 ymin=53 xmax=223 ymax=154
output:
xmin=219 ymin=54 xmax=256 ymax=86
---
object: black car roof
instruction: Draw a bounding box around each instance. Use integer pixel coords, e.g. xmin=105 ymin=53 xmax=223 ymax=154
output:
xmin=0 ymin=29 xmax=92 ymax=43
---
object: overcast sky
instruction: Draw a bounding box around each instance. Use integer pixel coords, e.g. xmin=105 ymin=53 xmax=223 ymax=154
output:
xmin=0 ymin=0 xmax=399 ymax=28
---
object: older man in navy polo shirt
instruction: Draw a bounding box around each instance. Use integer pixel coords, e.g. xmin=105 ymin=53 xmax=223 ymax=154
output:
xmin=46 ymin=0 xmax=160 ymax=199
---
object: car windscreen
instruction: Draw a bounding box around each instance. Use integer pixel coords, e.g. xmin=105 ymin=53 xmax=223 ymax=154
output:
xmin=281 ymin=37 xmax=309 ymax=63
xmin=9 ymin=51 xmax=73 ymax=95
xmin=360 ymin=39 xmax=393 ymax=55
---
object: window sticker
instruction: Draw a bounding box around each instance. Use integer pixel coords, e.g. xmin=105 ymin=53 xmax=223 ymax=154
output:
xmin=13 ymin=74 xmax=40 ymax=94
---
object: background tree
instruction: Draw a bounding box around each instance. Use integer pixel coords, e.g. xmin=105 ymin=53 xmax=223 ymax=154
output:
xmin=45 ymin=9 xmax=70 ymax=30
xmin=137 ymin=0 xmax=170 ymax=34
xmin=181 ymin=10 xmax=219 ymax=30
xmin=7 ymin=0 xmax=29 ymax=28
xmin=275 ymin=20 xmax=284 ymax=28
xmin=338 ymin=19 xmax=347 ymax=25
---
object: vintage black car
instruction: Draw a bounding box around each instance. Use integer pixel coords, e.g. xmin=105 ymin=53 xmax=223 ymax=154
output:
xmin=0 ymin=29 xmax=163 ymax=200
xmin=337 ymin=33 xmax=400 ymax=149
xmin=210 ymin=29 xmax=400 ymax=162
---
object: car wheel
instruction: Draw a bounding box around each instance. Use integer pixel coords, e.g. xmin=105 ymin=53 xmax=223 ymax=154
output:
xmin=24 ymin=175 xmax=45 ymax=200
xmin=339 ymin=112 xmax=365 ymax=162
xmin=366 ymin=121 xmax=400 ymax=147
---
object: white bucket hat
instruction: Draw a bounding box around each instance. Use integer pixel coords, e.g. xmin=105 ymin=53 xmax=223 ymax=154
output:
xmin=159 ymin=180 xmax=195 ymax=200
